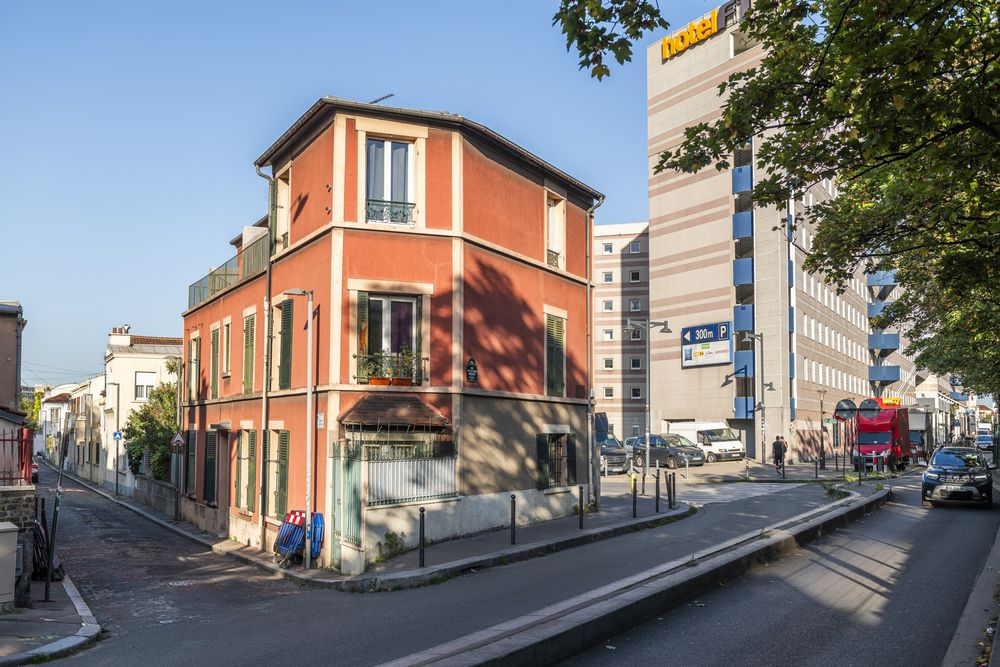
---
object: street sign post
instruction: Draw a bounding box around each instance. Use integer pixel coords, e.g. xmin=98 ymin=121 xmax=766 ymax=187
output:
xmin=680 ymin=322 xmax=732 ymax=368
xmin=170 ymin=432 xmax=185 ymax=449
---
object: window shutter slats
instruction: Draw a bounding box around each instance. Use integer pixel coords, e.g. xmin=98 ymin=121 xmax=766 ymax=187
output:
xmin=247 ymin=431 xmax=257 ymax=513
xmin=545 ymin=314 xmax=565 ymax=397
xmin=243 ymin=315 xmax=254 ymax=394
xmin=261 ymin=431 xmax=270 ymax=517
xmin=268 ymin=180 xmax=277 ymax=256
xmin=536 ymin=435 xmax=550 ymax=490
xmin=211 ymin=329 xmax=219 ymax=399
xmin=279 ymin=300 xmax=294 ymax=389
xmin=414 ymin=296 xmax=423 ymax=383
xmin=277 ymin=431 xmax=289 ymax=518
xmin=566 ymin=434 xmax=577 ymax=485
xmin=357 ymin=291 xmax=369 ymax=382
xmin=186 ymin=430 xmax=197 ymax=494
xmin=235 ymin=435 xmax=242 ymax=509
xmin=204 ymin=432 xmax=217 ymax=504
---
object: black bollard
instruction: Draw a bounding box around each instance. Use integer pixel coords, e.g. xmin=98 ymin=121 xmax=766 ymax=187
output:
xmin=655 ymin=471 xmax=661 ymax=514
xmin=578 ymin=485 xmax=584 ymax=529
xmin=815 ymin=458 xmax=818 ymax=480
xmin=632 ymin=478 xmax=637 ymax=518
xmin=510 ymin=494 xmax=516 ymax=545
xmin=672 ymin=472 xmax=677 ymax=509
xmin=419 ymin=507 xmax=425 ymax=568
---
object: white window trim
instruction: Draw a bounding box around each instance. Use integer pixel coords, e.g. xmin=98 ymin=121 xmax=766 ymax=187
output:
xmin=629 ymin=270 xmax=641 ymax=283
xmin=602 ymin=242 xmax=613 ymax=255
xmin=356 ymin=123 xmax=426 ymax=228
xmin=629 ymin=241 xmax=641 ymax=254
xmin=631 ymin=386 xmax=642 ymax=399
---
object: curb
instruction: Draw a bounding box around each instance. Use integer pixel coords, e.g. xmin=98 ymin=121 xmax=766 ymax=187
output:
xmin=382 ymin=485 xmax=891 ymax=666
xmin=0 ymin=575 xmax=102 ymax=666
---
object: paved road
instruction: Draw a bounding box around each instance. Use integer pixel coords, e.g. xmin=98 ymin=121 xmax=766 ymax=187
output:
xmin=42 ymin=466 xmax=836 ymax=666
xmin=572 ymin=474 xmax=1000 ymax=667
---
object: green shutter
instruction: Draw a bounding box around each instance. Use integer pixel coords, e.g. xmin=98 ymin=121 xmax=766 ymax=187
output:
xmin=261 ymin=431 xmax=270 ymax=517
xmin=268 ymin=179 xmax=278 ymax=256
xmin=235 ymin=434 xmax=242 ymax=509
xmin=279 ymin=300 xmax=294 ymax=390
xmin=211 ymin=328 xmax=219 ymax=399
xmin=545 ymin=315 xmax=565 ymax=397
xmin=357 ymin=291 xmax=369 ymax=382
xmin=536 ymin=435 xmax=550 ymax=490
xmin=186 ymin=430 xmax=197 ymax=494
xmin=204 ymin=432 xmax=217 ymax=504
xmin=277 ymin=430 xmax=289 ymax=518
xmin=243 ymin=315 xmax=255 ymax=394
xmin=566 ymin=434 xmax=577 ymax=485
xmin=414 ymin=296 xmax=423 ymax=383
xmin=247 ymin=431 xmax=257 ymax=513
xmin=194 ymin=338 xmax=202 ymax=399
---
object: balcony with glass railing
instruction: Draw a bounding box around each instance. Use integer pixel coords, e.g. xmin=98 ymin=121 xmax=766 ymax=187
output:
xmin=187 ymin=235 xmax=269 ymax=310
xmin=366 ymin=199 xmax=415 ymax=225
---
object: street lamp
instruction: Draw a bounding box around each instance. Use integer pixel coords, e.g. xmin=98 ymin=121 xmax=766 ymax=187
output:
xmin=282 ymin=288 xmax=315 ymax=569
xmin=622 ymin=318 xmax=671 ymax=495
xmin=740 ymin=332 xmax=775 ymax=463
xmin=818 ymin=389 xmax=828 ymax=470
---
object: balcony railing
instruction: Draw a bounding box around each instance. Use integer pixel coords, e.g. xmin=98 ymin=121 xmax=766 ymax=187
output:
xmin=546 ymin=249 xmax=561 ymax=268
xmin=188 ymin=235 xmax=270 ymax=310
xmin=354 ymin=352 xmax=429 ymax=385
xmin=366 ymin=199 xmax=415 ymax=225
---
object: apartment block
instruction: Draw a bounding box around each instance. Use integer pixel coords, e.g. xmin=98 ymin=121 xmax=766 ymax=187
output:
xmin=181 ymin=97 xmax=601 ymax=573
xmin=645 ymin=1 xmax=915 ymax=462
xmin=592 ymin=223 xmax=649 ymax=437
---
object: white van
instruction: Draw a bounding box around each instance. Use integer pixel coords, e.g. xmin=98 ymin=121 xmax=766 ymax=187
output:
xmin=667 ymin=422 xmax=745 ymax=462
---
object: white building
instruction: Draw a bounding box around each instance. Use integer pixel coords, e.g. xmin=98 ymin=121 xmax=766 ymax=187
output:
xmin=37 ymin=384 xmax=75 ymax=457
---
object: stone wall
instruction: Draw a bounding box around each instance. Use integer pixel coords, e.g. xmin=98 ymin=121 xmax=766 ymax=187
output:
xmin=0 ymin=488 xmax=36 ymax=607
xmin=135 ymin=476 xmax=177 ymax=517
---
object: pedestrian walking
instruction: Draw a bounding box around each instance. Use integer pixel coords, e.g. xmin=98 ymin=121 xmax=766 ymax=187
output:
xmin=772 ymin=436 xmax=785 ymax=472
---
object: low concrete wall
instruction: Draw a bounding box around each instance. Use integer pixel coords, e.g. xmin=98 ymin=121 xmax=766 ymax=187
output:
xmin=178 ymin=497 xmax=229 ymax=539
xmin=134 ymin=477 xmax=177 ymax=518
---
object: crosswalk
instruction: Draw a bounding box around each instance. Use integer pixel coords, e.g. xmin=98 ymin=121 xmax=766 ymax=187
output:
xmin=678 ymin=482 xmax=805 ymax=506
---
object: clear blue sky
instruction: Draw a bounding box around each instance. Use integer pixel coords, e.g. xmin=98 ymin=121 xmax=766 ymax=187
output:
xmin=2 ymin=0 xmax=710 ymax=387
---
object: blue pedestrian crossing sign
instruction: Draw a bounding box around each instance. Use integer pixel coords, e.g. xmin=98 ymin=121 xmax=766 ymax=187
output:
xmin=113 ymin=431 xmax=123 ymax=440
xmin=681 ymin=322 xmax=732 ymax=368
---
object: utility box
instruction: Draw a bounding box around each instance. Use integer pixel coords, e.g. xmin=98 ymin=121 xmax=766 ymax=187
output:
xmin=0 ymin=523 xmax=17 ymax=606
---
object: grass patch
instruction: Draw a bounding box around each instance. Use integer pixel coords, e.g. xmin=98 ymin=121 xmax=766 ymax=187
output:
xmin=822 ymin=481 xmax=850 ymax=499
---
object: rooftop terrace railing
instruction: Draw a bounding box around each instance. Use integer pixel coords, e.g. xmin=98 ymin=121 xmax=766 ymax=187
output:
xmin=187 ymin=235 xmax=269 ymax=310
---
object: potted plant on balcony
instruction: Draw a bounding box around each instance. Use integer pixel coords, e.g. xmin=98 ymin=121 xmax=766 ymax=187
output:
xmin=361 ymin=353 xmax=392 ymax=386
xmin=391 ymin=346 xmax=416 ymax=386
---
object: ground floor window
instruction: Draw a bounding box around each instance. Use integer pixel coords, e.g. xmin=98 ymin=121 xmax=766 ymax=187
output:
xmin=185 ymin=431 xmax=197 ymax=495
xmin=535 ymin=433 xmax=577 ymax=489
xmin=204 ymin=432 xmax=217 ymax=505
xmin=263 ymin=430 xmax=289 ymax=519
xmin=234 ymin=430 xmax=258 ymax=512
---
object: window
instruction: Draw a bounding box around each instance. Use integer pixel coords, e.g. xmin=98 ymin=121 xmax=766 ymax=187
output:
xmin=187 ymin=338 xmax=200 ymax=401
xmin=243 ymin=314 xmax=255 ymax=394
xmin=631 ymin=357 xmax=641 ymax=369
xmin=536 ymin=433 xmax=575 ymax=489
xmin=629 ymin=241 xmax=641 ymax=254
xmin=630 ymin=298 xmax=641 ymax=312
xmin=546 ymin=196 xmax=566 ymax=269
xmin=365 ymin=138 xmax=414 ymax=224
xmin=603 ymin=272 xmax=613 ymax=283
xmin=185 ymin=430 xmax=196 ymax=495
xmin=272 ymin=170 xmax=291 ymax=251
xmin=630 ymin=328 xmax=642 ymax=341
xmin=603 ymin=329 xmax=614 ymax=341
xmin=630 ymin=270 xmax=641 ymax=283
xmin=545 ymin=313 xmax=566 ymax=397
xmin=210 ymin=327 xmax=220 ymax=399
xmin=602 ymin=242 xmax=613 ymax=254
xmin=262 ymin=430 xmax=290 ymax=519
xmin=631 ymin=387 xmax=642 ymax=399
xmin=222 ymin=323 xmax=231 ymax=376
xmin=133 ymin=371 xmax=155 ymax=401
xmin=204 ymin=431 xmax=218 ymax=505
xmin=357 ymin=292 xmax=422 ymax=383
xmin=603 ymin=300 xmax=613 ymax=312
xmin=603 ymin=358 xmax=614 ymax=370
xmin=631 ymin=425 xmax=640 ymax=436
xmin=276 ymin=300 xmax=294 ymax=390
xmin=604 ymin=387 xmax=614 ymax=398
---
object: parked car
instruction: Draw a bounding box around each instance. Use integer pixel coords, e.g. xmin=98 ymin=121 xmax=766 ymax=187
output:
xmin=598 ymin=432 xmax=629 ymax=474
xmin=922 ymin=447 xmax=995 ymax=508
xmin=626 ymin=434 xmax=705 ymax=469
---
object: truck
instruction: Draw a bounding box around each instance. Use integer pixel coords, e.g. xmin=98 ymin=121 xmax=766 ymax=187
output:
xmin=667 ymin=422 xmax=745 ymax=463
xmin=908 ymin=410 xmax=931 ymax=463
xmin=976 ymin=422 xmax=994 ymax=451
xmin=853 ymin=398 xmax=910 ymax=472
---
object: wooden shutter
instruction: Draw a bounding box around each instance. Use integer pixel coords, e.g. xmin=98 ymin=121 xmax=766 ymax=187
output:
xmin=279 ymin=300 xmax=293 ymax=389
xmin=204 ymin=431 xmax=217 ymax=504
xmin=536 ymin=434 xmax=550 ymax=490
xmin=186 ymin=430 xmax=197 ymax=494
xmin=261 ymin=431 xmax=270 ymax=517
xmin=566 ymin=434 xmax=577 ymax=485
xmin=545 ymin=315 xmax=565 ymax=397
xmin=357 ymin=291 xmax=369 ymax=382
xmin=414 ymin=296 xmax=423 ymax=383
xmin=277 ymin=430 xmax=289 ymax=518
xmin=247 ymin=430 xmax=257 ymax=513
xmin=243 ymin=315 xmax=255 ymax=394
xmin=210 ymin=328 xmax=219 ymax=399
xmin=234 ymin=433 xmax=242 ymax=509
xmin=268 ymin=179 xmax=277 ymax=256
xmin=194 ymin=338 xmax=201 ymax=399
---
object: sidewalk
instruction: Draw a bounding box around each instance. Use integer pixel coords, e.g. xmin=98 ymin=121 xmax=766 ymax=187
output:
xmin=0 ymin=577 xmax=100 ymax=666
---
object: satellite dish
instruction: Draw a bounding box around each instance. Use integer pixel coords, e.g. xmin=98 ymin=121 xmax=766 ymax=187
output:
xmin=834 ymin=399 xmax=857 ymax=422
xmin=859 ymin=399 xmax=881 ymax=420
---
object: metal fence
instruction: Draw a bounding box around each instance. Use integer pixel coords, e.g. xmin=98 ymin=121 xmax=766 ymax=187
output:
xmin=368 ymin=456 xmax=456 ymax=506
xmin=0 ymin=428 xmax=33 ymax=486
xmin=188 ymin=234 xmax=269 ymax=309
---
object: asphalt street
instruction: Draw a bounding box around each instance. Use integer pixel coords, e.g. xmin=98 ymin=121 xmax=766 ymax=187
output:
xmin=39 ymin=464 xmax=838 ymax=666
xmin=571 ymin=474 xmax=1000 ymax=667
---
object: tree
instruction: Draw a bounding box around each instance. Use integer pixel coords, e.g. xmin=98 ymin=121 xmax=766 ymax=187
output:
xmin=123 ymin=379 xmax=176 ymax=481
xmin=20 ymin=391 xmax=41 ymax=431
xmin=554 ymin=0 xmax=1000 ymax=392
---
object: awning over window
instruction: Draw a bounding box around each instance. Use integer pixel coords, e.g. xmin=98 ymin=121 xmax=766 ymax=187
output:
xmin=339 ymin=393 xmax=449 ymax=429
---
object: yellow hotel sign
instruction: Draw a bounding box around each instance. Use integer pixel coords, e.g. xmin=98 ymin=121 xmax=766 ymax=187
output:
xmin=660 ymin=0 xmax=749 ymax=61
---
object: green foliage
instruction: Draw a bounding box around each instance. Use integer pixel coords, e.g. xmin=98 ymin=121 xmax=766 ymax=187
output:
xmin=20 ymin=391 xmax=42 ymax=431
xmin=374 ymin=531 xmax=407 ymax=563
xmin=554 ymin=0 xmax=1000 ymax=391
xmin=123 ymin=380 xmax=177 ymax=481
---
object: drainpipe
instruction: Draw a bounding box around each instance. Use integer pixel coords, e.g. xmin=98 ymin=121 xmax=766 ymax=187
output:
xmin=256 ymin=164 xmax=275 ymax=550
xmin=585 ymin=195 xmax=605 ymax=505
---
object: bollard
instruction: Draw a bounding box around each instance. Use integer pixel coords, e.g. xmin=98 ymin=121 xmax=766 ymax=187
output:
xmin=578 ymin=485 xmax=584 ymax=530
xmin=669 ymin=472 xmax=675 ymax=509
xmin=815 ymin=458 xmax=818 ymax=480
xmin=685 ymin=457 xmax=689 ymax=479
xmin=419 ymin=507 xmax=426 ymax=568
xmin=746 ymin=458 xmax=750 ymax=481
xmin=672 ymin=472 xmax=678 ymax=509
xmin=632 ymin=478 xmax=637 ymax=518
xmin=510 ymin=494 xmax=516 ymax=545
xmin=782 ymin=458 xmax=786 ymax=479
xmin=655 ymin=470 xmax=661 ymax=513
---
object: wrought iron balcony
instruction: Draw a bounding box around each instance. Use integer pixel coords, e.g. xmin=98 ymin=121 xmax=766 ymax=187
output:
xmin=366 ymin=199 xmax=415 ymax=225
xmin=546 ymin=249 xmax=561 ymax=268
xmin=354 ymin=352 xmax=429 ymax=385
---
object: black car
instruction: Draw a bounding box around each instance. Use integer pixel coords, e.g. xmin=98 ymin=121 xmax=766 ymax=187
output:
xmin=598 ymin=433 xmax=629 ymax=474
xmin=628 ymin=433 xmax=705 ymax=469
xmin=922 ymin=447 xmax=995 ymax=508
